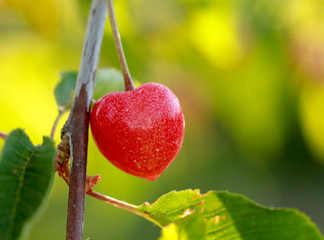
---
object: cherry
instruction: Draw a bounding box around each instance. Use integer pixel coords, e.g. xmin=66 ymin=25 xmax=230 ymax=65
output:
xmin=90 ymin=0 xmax=184 ymax=180
xmin=90 ymin=82 xmax=185 ymax=180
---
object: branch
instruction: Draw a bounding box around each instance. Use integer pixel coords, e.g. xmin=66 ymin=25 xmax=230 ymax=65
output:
xmin=0 ymin=131 xmax=8 ymax=140
xmin=61 ymin=0 xmax=107 ymax=239
xmin=51 ymin=110 xmax=64 ymax=140
xmin=86 ymin=190 xmax=162 ymax=227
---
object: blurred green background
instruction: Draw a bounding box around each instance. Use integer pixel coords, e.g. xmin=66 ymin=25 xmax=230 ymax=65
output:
xmin=1 ymin=0 xmax=324 ymax=239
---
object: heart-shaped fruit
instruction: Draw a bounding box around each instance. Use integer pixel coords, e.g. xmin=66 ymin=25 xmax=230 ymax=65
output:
xmin=90 ymin=82 xmax=185 ymax=180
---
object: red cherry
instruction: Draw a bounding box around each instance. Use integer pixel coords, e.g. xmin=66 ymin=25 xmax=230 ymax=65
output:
xmin=90 ymin=82 xmax=185 ymax=180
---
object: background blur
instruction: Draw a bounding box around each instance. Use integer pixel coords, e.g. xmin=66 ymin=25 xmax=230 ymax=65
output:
xmin=1 ymin=0 xmax=324 ymax=239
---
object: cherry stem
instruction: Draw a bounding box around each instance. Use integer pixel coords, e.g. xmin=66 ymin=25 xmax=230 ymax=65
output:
xmin=50 ymin=110 xmax=64 ymax=140
xmin=0 ymin=131 xmax=8 ymax=140
xmin=106 ymin=0 xmax=135 ymax=91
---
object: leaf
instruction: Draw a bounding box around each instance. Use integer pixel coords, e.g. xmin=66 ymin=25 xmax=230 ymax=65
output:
xmin=54 ymin=71 xmax=77 ymax=109
xmin=0 ymin=129 xmax=56 ymax=240
xmin=54 ymin=68 xmax=125 ymax=110
xmin=159 ymin=208 xmax=206 ymax=240
xmin=137 ymin=190 xmax=323 ymax=240
xmin=93 ymin=68 xmax=124 ymax=100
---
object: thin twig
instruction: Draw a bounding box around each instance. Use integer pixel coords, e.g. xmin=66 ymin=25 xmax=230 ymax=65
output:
xmin=106 ymin=0 xmax=135 ymax=91
xmin=62 ymin=0 xmax=107 ymax=239
xmin=86 ymin=190 xmax=162 ymax=227
xmin=58 ymin=171 xmax=162 ymax=228
xmin=50 ymin=111 xmax=64 ymax=140
xmin=0 ymin=131 xmax=8 ymax=140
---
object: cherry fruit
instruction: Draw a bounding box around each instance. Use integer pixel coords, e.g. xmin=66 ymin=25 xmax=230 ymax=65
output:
xmin=90 ymin=82 xmax=185 ymax=180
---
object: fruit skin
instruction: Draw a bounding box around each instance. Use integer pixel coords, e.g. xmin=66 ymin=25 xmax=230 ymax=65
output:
xmin=90 ymin=82 xmax=185 ymax=180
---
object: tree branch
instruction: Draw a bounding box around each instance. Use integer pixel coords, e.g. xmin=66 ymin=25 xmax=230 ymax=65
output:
xmin=0 ymin=131 xmax=8 ymax=140
xmin=86 ymin=190 xmax=162 ymax=227
xmin=61 ymin=0 xmax=107 ymax=239
xmin=51 ymin=110 xmax=64 ymax=140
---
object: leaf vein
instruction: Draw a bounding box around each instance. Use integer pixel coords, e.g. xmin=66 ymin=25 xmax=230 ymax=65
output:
xmin=6 ymin=145 xmax=37 ymax=239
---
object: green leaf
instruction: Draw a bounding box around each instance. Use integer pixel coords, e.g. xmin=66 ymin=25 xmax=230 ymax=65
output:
xmin=93 ymin=68 xmax=124 ymax=100
xmin=137 ymin=190 xmax=323 ymax=240
xmin=54 ymin=71 xmax=77 ymax=109
xmin=0 ymin=129 xmax=56 ymax=240
xmin=54 ymin=68 xmax=125 ymax=110
xmin=159 ymin=207 xmax=206 ymax=240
